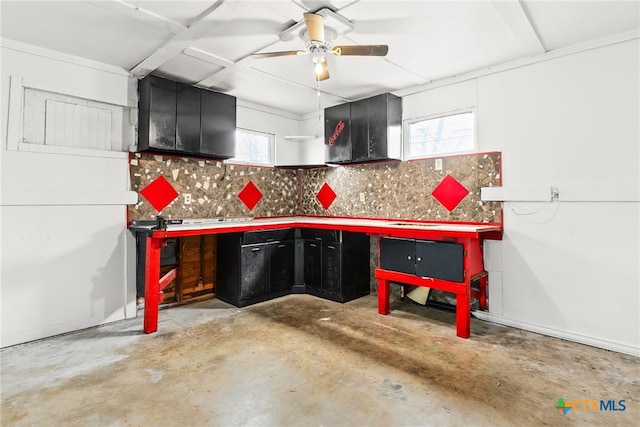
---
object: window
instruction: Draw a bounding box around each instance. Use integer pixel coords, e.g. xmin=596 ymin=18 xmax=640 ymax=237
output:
xmin=7 ymin=76 xmax=132 ymax=158
xmin=405 ymin=111 xmax=475 ymax=159
xmin=230 ymin=128 xmax=274 ymax=166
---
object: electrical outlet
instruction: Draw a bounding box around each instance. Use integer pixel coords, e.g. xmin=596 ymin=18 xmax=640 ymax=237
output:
xmin=184 ymin=193 xmax=192 ymax=204
xmin=435 ymin=158 xmax=443 ymax=171
xmin=550 ymin=186 xmax=559 ymax=202
xmin=359 ymin=192 xmax=365 ymax=203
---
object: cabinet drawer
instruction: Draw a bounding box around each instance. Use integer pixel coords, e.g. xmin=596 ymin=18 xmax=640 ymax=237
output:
xmin=300 ymin=229 xmax=339 ymax=242
xmin=243 ymin=229 xmax=295 ymax=244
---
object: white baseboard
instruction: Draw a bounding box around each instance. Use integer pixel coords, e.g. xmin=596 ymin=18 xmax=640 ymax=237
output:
xmin=472 ymin=311 xmax=640 ymax=357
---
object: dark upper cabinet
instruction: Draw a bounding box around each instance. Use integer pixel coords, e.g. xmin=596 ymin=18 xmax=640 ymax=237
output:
xmin=325 ymin=93 xmax=402 ymax=164
xmin=324 ymin=102 xmax=352 ymax=163
xmin=200 ymin=89 xmax=236 ymax=158
xmin=138 ymin=76 xmax=176 ymax=151
xmin=138 ymin=75 xmax=236 ymax=159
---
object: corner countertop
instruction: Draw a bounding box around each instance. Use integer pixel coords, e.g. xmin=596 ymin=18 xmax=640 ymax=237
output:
xmin=133 ymin=216 xmax=503 ymax=240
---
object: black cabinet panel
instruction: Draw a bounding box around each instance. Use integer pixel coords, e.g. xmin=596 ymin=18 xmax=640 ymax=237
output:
xmin=240 ymin=244 xmax=269 ymax=301
xmin=200 ymin=90 xmax=236 ymax=159
xmin=215 ymin=233 xmax=243 ymax=304
xmin=415 ymin=241 xmax=464 ymax=282
xmin=325 ymin=102 xmax=351 ymax=163
xmin=322 ymin=242 xmax=341 ymax=294
xmin=270 ymin=240 xmax=295 ymax=292
xmin=380 ymin=237 xmax=415 ymax=274
xmin=176 ymin=82 xmax=200 ymax=153
xmin=365 ymin=93 xmax=402 ymax=161
xmin=138 ymin=75 xmax=176 ymax=151
xmin=303 ymin=240 xmax=322 ymax=290
xmin=350 ymin=99 xmax=369 ymax=162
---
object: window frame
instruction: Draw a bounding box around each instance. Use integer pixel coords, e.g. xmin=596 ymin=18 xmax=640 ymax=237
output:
xmin=403 ymin=109 xmax=477 ymax=160
xmin=227 ymin=128 xmax=275 ymax=166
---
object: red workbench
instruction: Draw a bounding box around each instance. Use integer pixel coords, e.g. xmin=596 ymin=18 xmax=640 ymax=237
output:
xmin=136 ymin=216 xmax=502 ymax=337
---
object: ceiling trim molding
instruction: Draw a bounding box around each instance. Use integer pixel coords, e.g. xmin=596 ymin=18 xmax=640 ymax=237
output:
xmin=0 ymin=38 xmax=129 ymax=76
xmin=129 ymin=0 xmax=236 ymax=78
xmin=395 ymin=28 xmax=639 ymax=98
xmin=491 ymin=0 xmax=546 ymax=56
xmin=85 ymin=0 xmax=187 ymax=34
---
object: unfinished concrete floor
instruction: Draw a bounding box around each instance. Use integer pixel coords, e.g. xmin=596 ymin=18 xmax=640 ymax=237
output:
xmin=1 ymin=294 xmax=638 ymax=426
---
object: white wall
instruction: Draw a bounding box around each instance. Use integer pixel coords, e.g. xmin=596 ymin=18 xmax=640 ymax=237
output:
xmin=0 ymin=41 xmax=137 ymax=347
xmin=403 ymin=38 xmax=639 ymax=355
xmin=236 ymin=99 xmax=305 ymax=167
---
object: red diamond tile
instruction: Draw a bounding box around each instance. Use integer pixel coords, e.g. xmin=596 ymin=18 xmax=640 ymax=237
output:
xmin=238 ymin=180 xmax=263 ymax=211
xmin=316 ymin=183 xmax=337 ymax=210
xmin=140 ymin=175 xmax=178 ymax=212
xmin=431 ymin=174 xmax=469 ymax=211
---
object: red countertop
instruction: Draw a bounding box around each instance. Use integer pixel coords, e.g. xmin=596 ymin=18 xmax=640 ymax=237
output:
xmin=148 ymin=216 xmax=503 ymax=241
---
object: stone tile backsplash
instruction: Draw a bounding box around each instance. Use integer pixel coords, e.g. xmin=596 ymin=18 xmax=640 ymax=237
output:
xmin=129 ymin=152 xmax=501 ymax=224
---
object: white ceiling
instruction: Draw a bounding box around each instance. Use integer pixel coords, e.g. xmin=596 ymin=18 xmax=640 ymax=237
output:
xmin=1 ymin=0 xmax=638 ymax=117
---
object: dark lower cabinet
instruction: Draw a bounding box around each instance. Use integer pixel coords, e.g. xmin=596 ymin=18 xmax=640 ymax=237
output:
xmin=216 ymin=230 xmax=295 ymax=307
xmin=380 ymin=237 xmax=464 ymax=282
xmin=303 ymin=230 xmax=370 ymax=303
xmin=216 ymin=228 xmax=371 ymax=307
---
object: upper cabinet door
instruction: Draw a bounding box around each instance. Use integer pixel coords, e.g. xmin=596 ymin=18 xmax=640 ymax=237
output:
xmin=175 ymin=82 xmax=201 ymax=154
xmin=324 ymin=102 xmax=352 ymax=164
xmin=367 ymin=93 xmax=402 ymax=161
xmin=138 ymin=75 xmax=176 ymax=151
xmin=200 ymin=90 xmax=236 ymax=159
xmin=350 ymin=98 xmax=369 ymax=162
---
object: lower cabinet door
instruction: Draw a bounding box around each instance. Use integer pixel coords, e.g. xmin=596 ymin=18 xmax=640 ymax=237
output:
xmin=240 ymin=244 xmax=269 ymax=300
xmin=415 ymin=240 xmax=464 ymax=282
xmin=304 ymin=240 xmax=322 ymax=289
xmin=322 ymin=242 xmax=342 ymax=294
xmin=380 ymin=237 xmax=416 ymax=274
xmin=270 ymin=240 xmax=294 ymax=292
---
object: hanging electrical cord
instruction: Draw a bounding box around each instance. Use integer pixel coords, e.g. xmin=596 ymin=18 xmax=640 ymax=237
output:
xmin=505 ymin=200 xmax=561 ymax=224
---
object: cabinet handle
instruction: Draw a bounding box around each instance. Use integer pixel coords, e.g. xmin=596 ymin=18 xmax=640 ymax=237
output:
xmin=417 ymin=257 xmax=422 ymax=262
xmin=309 ymin=243 xmax=317 ymax=248
xmin=251 ymin=248 xmax=261 ymax=252
xmin=277 ymin=244 xmax=286 ymax=248
xmin=407 ymin=255 xmax=412 ymax=260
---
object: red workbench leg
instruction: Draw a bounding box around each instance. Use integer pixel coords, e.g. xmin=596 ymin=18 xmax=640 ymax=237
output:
xmin=456 ymin=279 xmax=471 ymax=338
xmin=143 ymin=236 xmax=163 ymax=334
xmin=479 ymin=274 xmax=488 ymax=310
xmin=378 ymin=278 xmax=390 ymax=315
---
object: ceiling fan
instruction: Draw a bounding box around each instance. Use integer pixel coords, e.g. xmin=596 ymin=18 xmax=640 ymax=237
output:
xmin=250 ymin=11 xmax=389 ymax=81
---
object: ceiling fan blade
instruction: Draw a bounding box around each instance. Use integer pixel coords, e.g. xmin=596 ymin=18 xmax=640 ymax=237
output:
xmin=251 ymin=50 xmax=307 ymax=59
xmin=315 ymin=61 xmax=330 ymax=81
xmin=303 ymin=12 xmax=324 ymax=42
xmin=331 ymin=45 xmax=389 ymax=56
